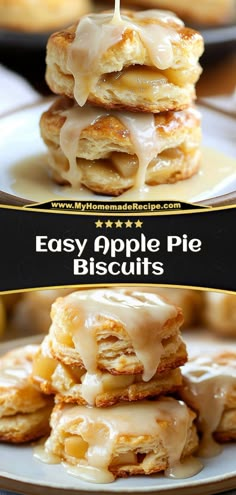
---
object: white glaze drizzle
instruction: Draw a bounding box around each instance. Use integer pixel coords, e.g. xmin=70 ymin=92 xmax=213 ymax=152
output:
xmin=60 ymin=103 xmax=162 ymax=189
xmin=66 ymin=4 xmax=183 ymax=106
xmin=51 ymin=289 xmax=178 ymax=382
xmin=42 ymin=398 xmax=201 ymax=483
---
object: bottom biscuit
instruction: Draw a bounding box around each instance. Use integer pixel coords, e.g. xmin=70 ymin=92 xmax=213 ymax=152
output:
xmin=41 ymin=398 xmax=199 ymax=483
xmin=40 ymin=98 xmax=201 ymax=196
xmin=49 ymin=142 xmax=201 ymax=196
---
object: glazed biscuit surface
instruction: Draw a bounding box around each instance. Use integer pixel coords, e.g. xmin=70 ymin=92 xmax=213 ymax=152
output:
xmin=46 ymin=9 xmax=204 ymax=111
xmin=44 ymin=398 xmax=199 ymax=482
xmin=40 ymin=97 xmax=201 ymax=194
xmin=47 ymin=289 xmax=186 ymax=379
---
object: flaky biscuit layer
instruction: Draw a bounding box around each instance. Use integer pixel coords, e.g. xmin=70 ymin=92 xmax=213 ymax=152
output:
xmin=46 ymin=11 xmax=203 ymax=112
xmin=48 ymin=289 xmax=186 ymax=375
xmin=40 ymin=97 xmax=201 ymax=195
xmin=45 ymin=399 xmax=198 ymax=478
xmin=32 ymin=343 xmax=183 ymax=407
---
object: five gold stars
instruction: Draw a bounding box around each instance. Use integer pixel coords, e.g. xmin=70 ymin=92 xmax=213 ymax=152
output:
xmin=95 ymin=219 xmax=143 ymax=229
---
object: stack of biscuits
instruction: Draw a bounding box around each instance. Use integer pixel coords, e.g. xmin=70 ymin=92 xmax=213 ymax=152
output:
xmin=40 ymin=7 xmax=204 ymax=196
xmin=2 ymin=288 xmax=236 ymax=482
xmin=32 ymin=288 xmax=200 ymax=482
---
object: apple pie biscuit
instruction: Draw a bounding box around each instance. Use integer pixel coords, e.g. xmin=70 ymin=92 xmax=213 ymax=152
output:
xmin=47 ymin=289 xmax=186 ymax=380
xmin=0 ymin=346 xmax=53 ymax=443
xmin=46 ymin=9 xmax=204 ymax=112
xmin=40 ymin=97 xmax=201 ymax=194
xmin=42 ymin=398 xmax=199 ymax=482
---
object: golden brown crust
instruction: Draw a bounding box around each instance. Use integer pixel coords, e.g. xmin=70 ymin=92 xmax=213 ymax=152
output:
xmin=0 ymin=405 xmax=52 ymax=443
xmin=45 ymin=11 xmax=203 ymax=112
xmin=57 ymin=376 xmax=182 ymax=408
xmin=41 ymin=97 xmax=201 ymax=152
xmin=0 ymin=0 xmax=93 ymax=32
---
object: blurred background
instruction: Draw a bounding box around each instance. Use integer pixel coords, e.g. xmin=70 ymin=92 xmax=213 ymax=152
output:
xmin=0 ymin=287 xmax=236 ymax=343
xmin=0 ymin=0 xmax=235 ymax=99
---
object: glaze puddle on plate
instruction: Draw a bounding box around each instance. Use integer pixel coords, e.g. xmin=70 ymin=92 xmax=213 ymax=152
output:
xmin=8 ymin=146 xmax=236 ymax=203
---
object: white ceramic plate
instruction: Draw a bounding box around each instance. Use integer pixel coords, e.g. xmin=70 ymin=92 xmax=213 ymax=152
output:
xmin=0 ymin=100 xmax=235 ymax=204
xmin=0 ymin=335 xmax=236 ymax=495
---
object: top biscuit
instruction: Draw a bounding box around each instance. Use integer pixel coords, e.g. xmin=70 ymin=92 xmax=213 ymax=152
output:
xmin=46 ymin=9 xmax=204 ymax=112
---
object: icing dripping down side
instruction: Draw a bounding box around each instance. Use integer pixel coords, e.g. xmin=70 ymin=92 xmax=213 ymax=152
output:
xmin=66 ymin=7 xmax=183 ymax=106
xmin=36 ymin=399 xmax=202 ymax=484
xmin=59 ymin=104 xmax=162 ymax=190
xmin=51 ymin=289 xmax=179 ymax=382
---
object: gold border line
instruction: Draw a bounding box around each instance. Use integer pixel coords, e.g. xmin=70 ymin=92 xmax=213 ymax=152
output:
xmin=1 ymin=284 xmax=236 ymax=296
xmin=1 ymin=201 xmax=236 ymax=216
